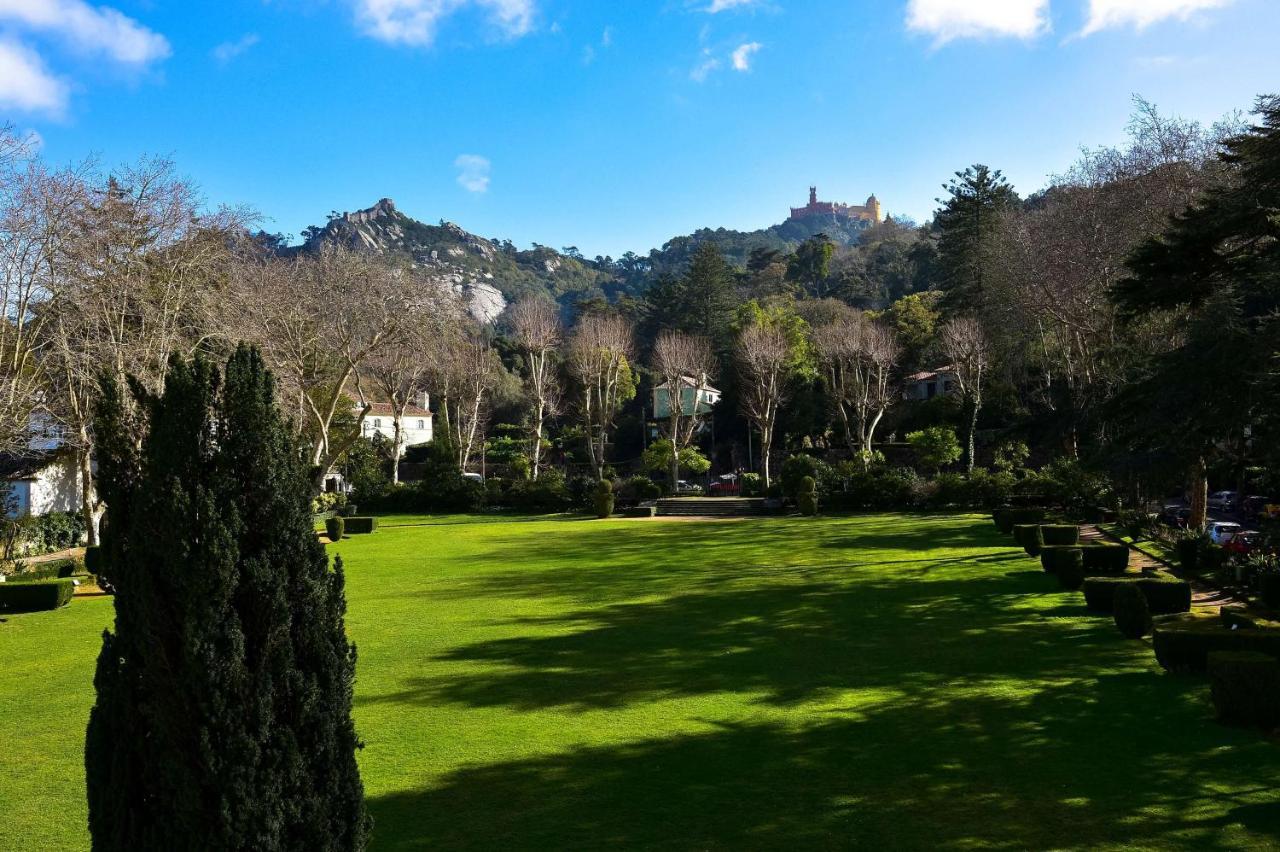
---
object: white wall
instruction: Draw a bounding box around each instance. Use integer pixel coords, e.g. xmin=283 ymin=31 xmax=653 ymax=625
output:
xmin=26 ymin=457 xmax=81 ymax=516
xmin=362 ymin=416 xmax=433 ymax=453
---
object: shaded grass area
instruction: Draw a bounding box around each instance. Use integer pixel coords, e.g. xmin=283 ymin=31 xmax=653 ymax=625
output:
xmin=2 ymin=513 xmax=1278 ymax=850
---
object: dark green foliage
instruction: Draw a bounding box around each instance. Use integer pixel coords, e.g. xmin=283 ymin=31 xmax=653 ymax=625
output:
xmin=1208 ymin=651 xmax=1280 ymax=728
xmin=505 ymin=470 xmax=573 ymax=512
xmin=16 ymin=511 xmax=85 ymax=554
xmin=626 ymin=476 xmax=662 ymax=502
xmin=781 ymin=455 xmax=821 ymax=501
xmin=992 ymin=506 xmax=1012 ymax=533
xmin=85 ymin=346 xmax=369 ymax=851
xmin=343 ymin=433 xmax=394 ymax=504
xmin=1081 ymin=543 xmax=1129 ymax=575
xmin=343 ymin=517 xmax=377 ymax=535
xmin=1004 ymin=507 xmax=1046 ymax=530
xmin=797 ymin=475 xmax=818 ymax=516
xmin=1013 ymin=524 xmax=1043 ymax=557
xmin=326 ymin=516 xmax=345 ymax=542
xmin=1039 ymin=546 xmax=1069 ymax=574
xmin=1055 ymin=549 xmax=1085 ymax=590
xmin=935 ymin=164 xmax=1020 ymax=308
xmin=0 ymin=577 xmax=74 ymax=612
xmin=1175 ymin=539 xmax=1199 ymax=574
xmin=1039 ymin=525 xmax=1079 ymax=547
xmin=1261 ymin=573 xmax=1280 ymax=610
xmin=592 ymin=480 xmax=615 ymax=519
xmin=1113 ymin=583 xmax=1153 ymax=639
xmin=84 ymin=545 xmax=104 ymax=576
xmin=1153 ymin=617 xmax=1280 ymax=674
xmin=624 ymin=506 xmax=656 ymax=518
xmin=8 ymin=557 xmax=79 ymax=581
xmin=1082 ymin=576 xmax=1192 ymax=615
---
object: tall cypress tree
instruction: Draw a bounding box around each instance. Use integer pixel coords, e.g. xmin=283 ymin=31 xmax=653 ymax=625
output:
xmin=86 ymin=345 xmax=370 ymax=851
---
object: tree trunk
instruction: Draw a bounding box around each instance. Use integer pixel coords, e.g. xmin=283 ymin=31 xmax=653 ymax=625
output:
xmin=391 ymin=417 xmax=403 ymax=486
xmin=78 ymin=445 xmax=98 ymax=547
xmin=530 ymin=402 xmax=543 ymax=482
xmin=759 ymin=425 xmax=773 ymax=487
xmin=668 ymin=413 xmax=680 ymax=490
xmin=1188 ymin=457 xmax=1208 ymax=532
xmin=965 ymin=396 xmax=980 ymax=473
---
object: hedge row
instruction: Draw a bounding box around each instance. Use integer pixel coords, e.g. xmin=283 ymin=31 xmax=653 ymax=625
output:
xmin=1153 ymin=615 xmax=1280 ymax=674
xmin=0 ymin=578 xmax=75 ymax=612
xmin=1208 ymin=651 xmax=1280 ymax=728
xmin=1082 ymin=576 xmax=1191 ymax=615
xmin=6 ymin=557 xmax=81 ymax=582
xmin=993 ymin=507 xmax=1046 ymax=535
xmin=343 ymin=517 xmax=377 ymax=535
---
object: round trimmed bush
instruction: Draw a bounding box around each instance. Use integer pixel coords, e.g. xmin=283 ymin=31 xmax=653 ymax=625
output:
xmin=1113 ymin=582 xmax=1152 ymax=638
xmin=1040 ymin=524 xmax=1080 ymax=546
xmin=1081 ymin=542 xmax=1128 ymax=575
xmin=1055 ymin=548 xmax=1085 ymax=590
xmin=325 ymin=516 xmax=344 ymax=543
xmin=1013 ymin=524 xmax=1043 ymax=557
xmin=797 ymin=475 xmax=818 ymax=516
xmin=592 ymin=479 xmax=615 ymax=519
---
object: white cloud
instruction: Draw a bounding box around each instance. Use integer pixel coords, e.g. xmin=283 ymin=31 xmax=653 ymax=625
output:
xmin=731 ymin=41 xmax=761 ymax=71
xmin=690 ymin=53 xmax=721 ymax=82
xmin=0 ymin=39 xmax=68 ymax=115
xmin=906 ymin=0 xmax=1050 ymax=44
xmin=455 ymin=154 xmax=491 ymax=193
xmin=601 ymin=26 xmax=613 ymax=47
xmin=1081 ymin=0 xmax=1232 ymax=35
xmin=212 ymin=33 xmax=260 ymax=64
xmin=705 ymin=0 xmax=757 ymax=11
xmin=355 ymin=0 xmax=535 ymax=46
xmin=0 ymin=0 xmax=170 ymax=64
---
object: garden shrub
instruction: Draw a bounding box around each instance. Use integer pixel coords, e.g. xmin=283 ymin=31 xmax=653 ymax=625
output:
xmin=740 ymin=472 xmax=762 ymax=497
xmin=325 ymin=517 xmax=344 ymax=543
xmin=1013 ymin=524 xmax=1043 ymax=557
xmin=1054 ymin=549 xmax=1086 ymax=589
xmin=1039 ymin=545 xmax=1072 ymax=574
xmin=1081 ymin=576 xmax=1191 ymax=614
xmin=1198 ymin=544 xmax=1228 ymax=577
xmin=1153 ymin=617 xmax=1280 ymax=674
xmin=0 ymin=578 xmax=74 ymax=612
xmin=797 ymin=476 xmax=818 ymax=516
xmin=15 ymin=510 xmax=85 ymax=555
xmin=781 ymin=455 xmax=822 ymax=501
xmin=83 ymin=545 xmax=105 ymax=576
xmin=506 ymin=470 xmax=572 ymax=513
xmin=1208 ymin=651 xmax=1280 ymax=728
xmin=1081 ymin=543 xmax=1128 ymax=575
xmin=343 ymin=517 xmax=377 ymax=535
xmin=1175 ymin=537 xmax=1200 ymax=574
xmin=1005 ymin=507 xmax=1046 ymax=530
xmin=592 ymin=480 xmax=615 ymax=519
xmin=1113 ymin=583 xmax=1152 ymax=638
xmin=9 ymin=557 xmax=80 ymax=581
xmin=624 ymin=506 xmax=655 ymax=518
xmin=625 ymin=475 xmax=662 ymax=502
xmin=1039 ymin=524 xmax=1080 ymax=546
xmin=993 ymin=506 xmax=1013 ymax=534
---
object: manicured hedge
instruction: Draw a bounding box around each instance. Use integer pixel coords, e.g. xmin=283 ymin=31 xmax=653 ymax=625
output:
xmin=1081 ymin=542 xmax=1128 ymax=575
xmin=1082 ymin=576 xmax=1191 ymax=615
xmin=992 ymin=506 xmax=1013 ymax=534
xmin=1113 ymin=582 xmax=1152 ymax=639
xmin=1208 ymin=651 xmax=1280 ymax=728
xmin=0 ymin=578 xmax=75 ymax=613
xmin=1039 ymin=545 xmax=1081 ymax=575
xmin=1055 ymin=549 xmax=1086 ymax=590
xmin=1153 ymin=617 xmax=1280 ymax=674
xmin=8 ymin=557 xmax=79 ymax=582
xmin=1039 ymin=524 xmax=1080 ymax=546
xmin=1004 ymin=508 xmax=1046 ymax=533
xmin=1013 ymin=524 xmax=1043 ymax=557
xmin=624 ymin=506 xmax=656 ymax=518
xmin=325 ymin=516 xmax=344 ymax=543
xmin=343 ymin=517 xmax=377 ymax=535
xmin=84 ymin=545 xmax=105 ymax=575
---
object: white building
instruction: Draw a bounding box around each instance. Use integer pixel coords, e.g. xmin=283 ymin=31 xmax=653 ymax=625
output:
xmin=2 ymin=451 xmax=82 ymax=518
xmin=653 ymin=375 xmax=720 ymax=420
xmin=903 ymin=367 xmax=958 ymax=401
xmin=359 ymin=394 xmax=433 ymax=455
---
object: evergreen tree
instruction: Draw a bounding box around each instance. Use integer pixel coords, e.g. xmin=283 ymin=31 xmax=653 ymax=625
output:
xmin=679 ymin=241 xmax=737 ymax=351
xmin=86 ymin=345 xmax=370 ymax=851
xmin=786 ymin=234 xmax=835 ymax=297
xmin=934 ymin=164 xmax=1020 ymax=309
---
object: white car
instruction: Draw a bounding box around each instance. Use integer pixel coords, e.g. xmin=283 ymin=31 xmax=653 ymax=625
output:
xmin=1208 ymin=521 xmax=1242 ymax=545
xmin=1208 ymin=491 xmax=1239 ymax=511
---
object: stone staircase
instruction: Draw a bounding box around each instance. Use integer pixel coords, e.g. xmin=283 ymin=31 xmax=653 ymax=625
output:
xmin=654 ymin=497 xmax=775 ymax=517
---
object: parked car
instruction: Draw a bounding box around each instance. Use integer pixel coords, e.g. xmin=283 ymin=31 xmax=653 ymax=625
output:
xmin=708 ymin=474 xmax=739 ymax=496
xmin=674 ymin=480 xmax=703 ymax=496
xmin=462 ymin=472 xmax=484 ymax=484
xmin=1209 ymin=521 xmax=1243 ymax=545
xmin=1208 ymin=490 xmax=1239 ymax=512
xmin=1223 ymin=530 xmax=1262 ymax=559
xmin=1158 ymin=505 xmax=1191 ymax=528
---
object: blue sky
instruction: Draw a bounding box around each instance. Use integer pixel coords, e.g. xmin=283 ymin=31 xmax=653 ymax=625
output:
xmin=1 ymin=0 xmax=1276 ymax=258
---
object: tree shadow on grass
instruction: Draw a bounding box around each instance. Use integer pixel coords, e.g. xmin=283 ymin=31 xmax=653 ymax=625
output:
xmin=367 ymin=673 xmax=1280 ymax=850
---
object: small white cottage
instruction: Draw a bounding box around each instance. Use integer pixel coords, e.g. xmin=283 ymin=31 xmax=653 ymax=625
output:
xmin=1 ymin=451 xmax=82 ymax=518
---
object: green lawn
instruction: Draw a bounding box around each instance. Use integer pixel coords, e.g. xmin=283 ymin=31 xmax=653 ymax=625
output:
xmin=3 ymin=513 xmax=1278 ymax=850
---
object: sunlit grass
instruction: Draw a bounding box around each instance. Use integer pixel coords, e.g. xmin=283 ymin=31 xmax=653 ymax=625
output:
xmin=2 ymin=513 xmax=1277 ymax=850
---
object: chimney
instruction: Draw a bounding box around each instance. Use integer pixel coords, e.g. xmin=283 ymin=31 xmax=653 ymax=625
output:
xmin=416 ymin=391 xmax=431 ymax=412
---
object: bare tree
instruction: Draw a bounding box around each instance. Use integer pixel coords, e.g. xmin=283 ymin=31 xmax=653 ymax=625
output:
xmin=508 ymin=297 xmax=561 ymax=480
xmin=565 ymin=314 xmax=634 ymax=478
xmin=735 ymin=323 xmax=789 ymax=486
xmin=443 ymin=331 xmax=502 ymax=471
xmin=651 ymin=330 xmax=716 ymax=489
xmin=232 ymin=245 xmax=415 ymax=487
xmin=940 ymin=316 xmax=990 ymax=473
xmin=813 ymin=311 xmax=900 ymax=467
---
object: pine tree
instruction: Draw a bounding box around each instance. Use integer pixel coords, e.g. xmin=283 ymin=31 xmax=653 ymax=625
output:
xmin=86 ymin=345 xmax=370 ymax=851
xmin=934 ymin=164 xmax=1019 ymax=309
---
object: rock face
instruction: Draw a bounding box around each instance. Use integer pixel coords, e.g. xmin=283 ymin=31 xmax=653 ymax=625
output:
xmin=300 ymin=200 xmax=612 ymax=324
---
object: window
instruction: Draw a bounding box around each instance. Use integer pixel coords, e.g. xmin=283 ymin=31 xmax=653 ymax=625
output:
xmin=417 ymin=420 xmax=425 ymax=430
xmin=373 ymin=418 xmax=381 ymax=428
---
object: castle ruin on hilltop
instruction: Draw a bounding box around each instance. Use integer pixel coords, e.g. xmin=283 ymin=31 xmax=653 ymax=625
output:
xmin=789 ymin=187 xmax=881 ymax=224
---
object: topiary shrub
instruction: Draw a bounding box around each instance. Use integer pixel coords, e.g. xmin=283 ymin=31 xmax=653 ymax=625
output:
xmin=1055 ymin=548 xmax=1086 ymax=590
xmin=84 ymin=545 xmax=105 ymax=576
xmin=9 ymin=557 xmax=80 ymax=581
xmin=797 ymin=475 xmax=818 ymax=516
xmin=1175 ymin=538 xmax=1200 ymax=574
xmin=624 ymin=506 xmax=655 ymax=518
xmin=1152 ymin=618 xmax=1280 ymax=673
xmin=1208 ymin=651 xmax=1280 ymax=728
xmin=0 ymin=578 xmax=74 ymax=612
xmin=592 ymin=479 xmax=615 ymax=519
xmin=1082 ymin=576 xmax=1192 ymax=615
xmin=325 ymin=516 xmax=344 ymax=543
xmin=1113 ymin=583 xmax=1152 ymax=638
xmin=343 ymin=517 xmax=377 ymax=535
xmin=1081 ymin=542 xmax=1128 ymax=575
xmin=992 ymin=506 xmax=1014 ymax=534
xmin=1005 ymin=507 xmax=1046 ymax=531
xmin=1013 ymin=524 xmax=1043 ymax=557
xmin=1040 ymin=524 xmax=1080 ymax=547
xmin=1039 ymin=545 xmax=1064 ymax=573
xmin=740 ymin=472 xmax=762 ymax=497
